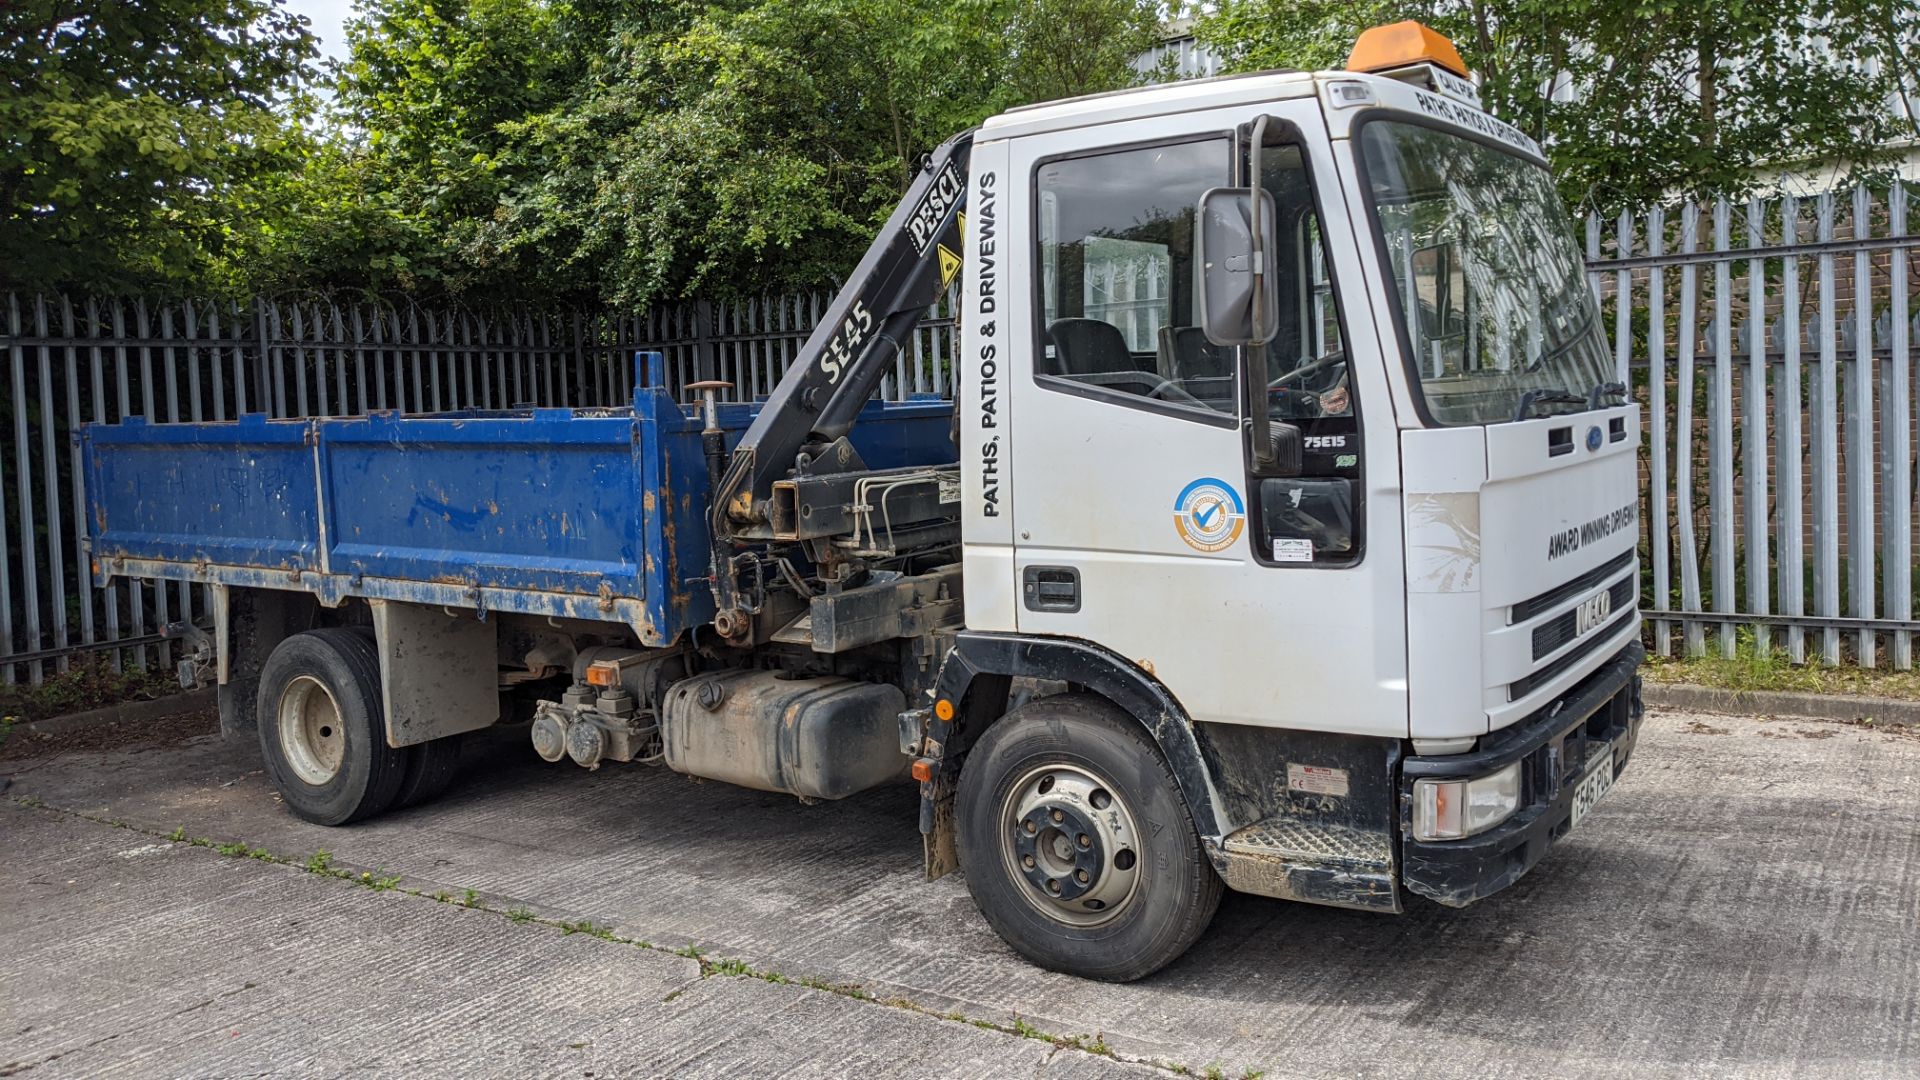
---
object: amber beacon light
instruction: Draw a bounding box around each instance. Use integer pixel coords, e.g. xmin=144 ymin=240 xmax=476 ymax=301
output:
xmin=1346 ymin=21 xmax=1470 ymax=79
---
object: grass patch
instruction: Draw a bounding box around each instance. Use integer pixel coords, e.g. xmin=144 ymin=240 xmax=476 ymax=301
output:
xmin=9 ymin=795 xmax=1212 ymax=1078
xmin=558 ymin=919 xmax=618 ymax=941
xmin=1643 ymin=630 xmax=1920 ymax=699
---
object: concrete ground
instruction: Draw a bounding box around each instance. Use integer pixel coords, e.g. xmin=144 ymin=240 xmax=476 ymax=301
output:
xmin=3 ymin=705 xmax=1916 ymax=1078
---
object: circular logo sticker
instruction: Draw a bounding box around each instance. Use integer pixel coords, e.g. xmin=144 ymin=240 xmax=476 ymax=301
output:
xmin=1586 ymin=425 xmax=1604 ymax=452
xmin=1172 ymin=478 xmax=1246 ymax=553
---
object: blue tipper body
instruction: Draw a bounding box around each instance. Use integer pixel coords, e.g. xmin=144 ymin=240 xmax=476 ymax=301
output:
xmin=80 ymin=352 xmax=956 ymax=646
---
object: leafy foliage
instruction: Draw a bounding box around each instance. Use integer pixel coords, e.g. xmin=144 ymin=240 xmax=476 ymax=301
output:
xmin=6 ymin=0 xmax=1917 ymax=300
xmin=0 ymin=0 xmax=317 ymax=294
xmin=293 ymin=0 xmax=1163 ymax=306
xmin=1195 ymin=0 xmax=1917 ymax=212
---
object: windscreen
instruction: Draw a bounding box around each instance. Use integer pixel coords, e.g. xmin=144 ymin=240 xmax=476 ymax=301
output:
xmin=1358 ymin=121 xmax=1612 ymax=426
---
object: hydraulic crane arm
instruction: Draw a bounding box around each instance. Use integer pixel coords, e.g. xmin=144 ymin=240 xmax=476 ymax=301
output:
xmin=713 ymin=128 xmax=972 ymax=534
xmin=704 ymin=129 xmax=972 ymax=633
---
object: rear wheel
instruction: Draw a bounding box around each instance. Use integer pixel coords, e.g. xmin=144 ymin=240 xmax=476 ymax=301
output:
xmin=346 ymin=626 xmax=462 ymax=811
xmin=257 ymin=628 xmax=406 ymax=825
xmin=956 ymin=694 xmax=1222 ymax=982
xmin=394 ymin=733 xmax=463 ymax=810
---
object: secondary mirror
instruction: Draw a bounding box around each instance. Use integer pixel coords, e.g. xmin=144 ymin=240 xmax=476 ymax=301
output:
xmin=1195 ymin=187 xmax=1280 ymax=347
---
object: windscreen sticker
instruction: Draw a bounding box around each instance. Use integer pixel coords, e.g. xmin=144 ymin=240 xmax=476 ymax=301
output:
xmin=1272 ymin=537 xmax=1314 ymax=563
xmin=1410 ymin=89 xmax=1541 ymax=158
xmin=1173 ymin=478 xmax=1245 ymax=553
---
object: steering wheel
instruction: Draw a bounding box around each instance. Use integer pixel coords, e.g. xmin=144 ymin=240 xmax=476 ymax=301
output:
xmin=1091 ymin=371 xmax=1209 ymax=407
xmin=1268 ymin=349 xmax=1347 ymax=390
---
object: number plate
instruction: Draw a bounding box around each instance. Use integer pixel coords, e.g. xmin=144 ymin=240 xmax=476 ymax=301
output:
xmin=1575 ymin=589 xmax=1614 ymax=636
xmin=1569 ymin=747 xmax=1615 ymax=828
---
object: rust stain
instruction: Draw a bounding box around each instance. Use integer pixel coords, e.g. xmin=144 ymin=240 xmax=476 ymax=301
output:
xmin=643 ymin=491 xmax=656 ymax=512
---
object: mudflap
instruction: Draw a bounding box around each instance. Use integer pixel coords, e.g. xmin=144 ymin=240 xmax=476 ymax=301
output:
xmin=922 ymin=771 xmax=961 ymax=881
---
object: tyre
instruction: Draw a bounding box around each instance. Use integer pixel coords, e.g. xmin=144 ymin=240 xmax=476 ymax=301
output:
xmin=394 ymin=733 xmax=463 ymax=810
xmin=956 ymin=693 xmax=1223 ymax=982
xmin=256 ymin=628 xmax=407 ymax=825
xmin=345 ymin=626 xmax=462 ymax=811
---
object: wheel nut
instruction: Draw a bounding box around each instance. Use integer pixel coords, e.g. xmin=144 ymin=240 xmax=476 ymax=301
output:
xmin=1049 ymin=808 xmax=1064 ymax=823
xmin=1022 ymin=854 xmax=1035 ymax=869
xmin=1046 ymin=879 xmax=1061 ymax=894
xmin=1075 ymin=869 xmax=1090 ymax=883
xmin=1077 ymin=834 xmax=1091 ymax=849
xmin=1023 ymin=820 xmax=1037 ymax=834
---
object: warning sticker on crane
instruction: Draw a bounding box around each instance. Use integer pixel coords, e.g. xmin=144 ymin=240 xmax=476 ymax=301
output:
xmin=938 ymin=244 xmax=963 ymax=289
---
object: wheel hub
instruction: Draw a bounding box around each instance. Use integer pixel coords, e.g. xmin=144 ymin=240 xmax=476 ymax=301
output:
xmin=1002 ymin=764 xmax=1140 ymax=925
xmin=278 ymin=674 xmax=346 ymax=786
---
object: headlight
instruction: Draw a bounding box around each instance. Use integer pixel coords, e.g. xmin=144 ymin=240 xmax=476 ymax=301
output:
xmin=1412 ymin=761 xmax=1522 ymax=841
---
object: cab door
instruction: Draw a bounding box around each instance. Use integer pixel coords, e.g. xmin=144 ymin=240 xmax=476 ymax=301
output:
xmin=1005 ymin=100 xmax=1409 ymax=739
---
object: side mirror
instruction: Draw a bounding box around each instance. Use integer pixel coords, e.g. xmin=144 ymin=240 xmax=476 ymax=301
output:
xmin=1195 ymin=187 xmax=1280 ymax=347
xmin=1255 ymin=421 xmax=1304 ymax=479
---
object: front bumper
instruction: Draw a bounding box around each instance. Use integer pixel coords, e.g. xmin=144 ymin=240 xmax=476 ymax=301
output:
xmin=1399 ymin=642 xmax=1645 ymax=907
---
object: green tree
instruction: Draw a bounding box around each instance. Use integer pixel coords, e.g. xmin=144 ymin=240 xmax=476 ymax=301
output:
xmin=280 ymin=0 xmax=1169 ymax=306
xmin=999 ymin=0 xmax=1167 ymax=106
xmin=0 ymin=0 xmax=316 ymax=293
xmin=482 ymin=0 xmax=1010 ymax=306
xmin=1194 ymin=0 xmax=1913 ymax=212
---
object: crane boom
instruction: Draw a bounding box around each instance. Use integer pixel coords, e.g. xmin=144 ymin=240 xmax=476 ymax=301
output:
xmin=705 ymin=128 xmax=973 ymax=628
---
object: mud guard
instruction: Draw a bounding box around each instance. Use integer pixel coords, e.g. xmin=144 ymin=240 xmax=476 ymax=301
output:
xmin=919 ymin=631 xmax=1227 ymax=880
xmin=919 ymin=631 xmax=1404 ymax=914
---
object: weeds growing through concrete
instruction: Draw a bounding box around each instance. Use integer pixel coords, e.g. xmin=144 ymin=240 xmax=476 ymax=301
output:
xmin=8 ymin=794 xmax=1217 ymax=1076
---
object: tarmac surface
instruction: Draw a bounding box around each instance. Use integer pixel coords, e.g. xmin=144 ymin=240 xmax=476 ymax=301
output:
xmin=3 ymin=705 xmax=1916 ymax=1078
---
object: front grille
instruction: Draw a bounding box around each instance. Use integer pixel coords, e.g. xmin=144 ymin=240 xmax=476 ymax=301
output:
xmin=1510 ymin=550 xmax=1635 ymax=624
xmin=1510 ymin=605 xmax=1635 ymax=701
xmin=1530 ymin=576 xmax=1637 ymax=660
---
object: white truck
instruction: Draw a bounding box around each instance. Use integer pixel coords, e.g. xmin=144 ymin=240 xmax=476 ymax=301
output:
xmin=85 ymin=22 xmax=1644 ymax=982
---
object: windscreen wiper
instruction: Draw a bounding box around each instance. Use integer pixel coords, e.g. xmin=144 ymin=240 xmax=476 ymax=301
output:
xmin=1586 ymin=380 xmax=1627 ymax=410
xmin=1512 ymin=388 xmax=1586 ymax=422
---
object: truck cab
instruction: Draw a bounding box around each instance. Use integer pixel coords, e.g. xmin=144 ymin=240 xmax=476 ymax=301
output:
xmin=926 ymin=28 xmax=1642 ymax=971
xmin=81 ymin=24 xmax=1643 ymax=984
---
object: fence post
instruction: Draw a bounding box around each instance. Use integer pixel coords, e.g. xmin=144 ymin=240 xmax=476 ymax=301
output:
xmin=1813 ymin=193 xmax=1841 ymax=665
xmin=1778 ymin=195 xmax=1806 ymax=664
xmin=1710 ymin=200 xmax=1735 ymax=657
xmin=694 ymin=298 xmax=716 ymax=385
xmin=252 ymin=297 xmax=271 ymax=417
xmin=1847 ymin=185 xmax=1877 ymax=667
xmin=1743 ymin=197 xmax=1770 ymax=658
xmin=1889 ymin=183 xmax=1914 ymax=670
xmin=1676 ymin=202 xmax=1705 ymax=656
xmin=1647 ymin=206 xmax=1671 ymax=657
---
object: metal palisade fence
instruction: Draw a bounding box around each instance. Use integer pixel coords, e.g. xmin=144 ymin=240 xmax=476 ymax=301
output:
xmin=1584 ymin=181 xmax=1920 ymax=669
xmin=5 ymin=177 xmax=1917 ymax=684
xmin=0 ymin=290 xmax=959 ymax=684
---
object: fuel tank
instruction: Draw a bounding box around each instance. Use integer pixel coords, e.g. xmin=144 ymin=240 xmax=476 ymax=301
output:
xmin=659 ymin=670 xmax=908 ymax=800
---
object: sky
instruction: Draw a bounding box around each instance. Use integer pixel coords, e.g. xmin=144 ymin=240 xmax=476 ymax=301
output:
xmin=282 ymin=0 xmax=359 ymax=67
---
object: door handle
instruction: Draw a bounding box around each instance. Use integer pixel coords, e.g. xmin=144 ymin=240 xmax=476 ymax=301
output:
xmin=1022 ymin=566 xmax=1081 ymax=613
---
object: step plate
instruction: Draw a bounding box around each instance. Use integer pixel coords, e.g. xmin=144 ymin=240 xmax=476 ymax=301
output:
xmin=1216 ymin=818 xmax=1399 ymax=912
xmin=1222 ymin=818 xmax=1393 ymax=868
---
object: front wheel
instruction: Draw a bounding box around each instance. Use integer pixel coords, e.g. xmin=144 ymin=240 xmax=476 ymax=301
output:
xmin=956 ymin=694 xmax=1222 ymax=981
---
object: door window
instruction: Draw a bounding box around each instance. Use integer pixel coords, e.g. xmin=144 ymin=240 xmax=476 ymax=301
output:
xmin=1251 ymin=144 xmax=1362 ymax=567
xmin=1034 ymin=138 xmax=1235 ymax=417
